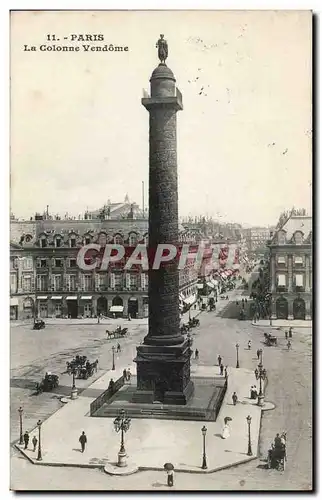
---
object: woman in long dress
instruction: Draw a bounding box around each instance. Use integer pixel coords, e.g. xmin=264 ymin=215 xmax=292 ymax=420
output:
xmin=222 ymin=424 xmax=230 ymax=439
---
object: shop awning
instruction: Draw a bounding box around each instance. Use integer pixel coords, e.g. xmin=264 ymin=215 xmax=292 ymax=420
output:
xmin=51 ymin=296 xmax=62 ymax=300
xmin=110 ymin=306 xmax=124 ymax=313
xmin=80 ymin=296 xmax=92 ymax=300
xmin=37 ymin=296 xmax=48 ymax=300
xmin=66 ymin=296 xmax=77 ymax=300
xmin=10 ymin=297 xmax=19 ymax=306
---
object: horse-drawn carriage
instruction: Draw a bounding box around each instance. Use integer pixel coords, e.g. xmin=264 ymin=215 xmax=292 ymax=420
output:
xmin=264 ymin=332 xmax=277 ymax=346
xmin=267 ymin=433 xmax=287 ymax=471
xmin=180 ymin=317 xmax=200 ymax=334
xmin=66 ymin=355 xmax=98 ymax=379
xmin=33 ymin=319 xmax=45 ymax=330
xmin=36 ymin=372 xmax=59 ymax=394
xmin=106 ymin=326 xmax=128 ymax=340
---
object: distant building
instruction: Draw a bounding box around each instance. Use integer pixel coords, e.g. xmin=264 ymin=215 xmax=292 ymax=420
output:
xmin=10 ymin=205 xmax=200 ymax=320
xmin=243 ymin=226 xmax=273 ymax=253
xmin=268 ymin=215 xmax=312 ymax=320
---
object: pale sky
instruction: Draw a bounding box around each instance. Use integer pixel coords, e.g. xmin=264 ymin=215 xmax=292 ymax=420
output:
xmin=10 ymin=10 xmax=312 ymax=226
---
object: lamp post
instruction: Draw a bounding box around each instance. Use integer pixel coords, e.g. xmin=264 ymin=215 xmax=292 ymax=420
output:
xmin=112 ymin=345 xmax=116 ymax=371
xmin=246 ymin=415 xmax=252 ymax=456
xmin=37 ymin=419 xmax=42 ymax=461
xmin=188 ymin=305 xmax=191 ymax=321
xmin=18 ymin=407 xmax=23 ymax=445
xmin=113 ymin=409 xmax=131 ymax=467
xmin=201 ymin=425 xmax=208 ymax=469
xmin=254 ymin=360 xmax=266 ymax=407
xmin=70 ymin=367 xmax=78 ymax=399
xmin=235 ymin=343 xmax=240 ymax=368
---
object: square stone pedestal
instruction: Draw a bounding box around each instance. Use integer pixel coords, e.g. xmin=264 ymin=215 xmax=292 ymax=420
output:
xmin=132 ymin=340 xmax=194 ymax=405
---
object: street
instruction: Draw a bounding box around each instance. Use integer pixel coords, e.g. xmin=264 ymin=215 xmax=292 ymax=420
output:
xmin=10 ymin=291 xmax=312 ymax=491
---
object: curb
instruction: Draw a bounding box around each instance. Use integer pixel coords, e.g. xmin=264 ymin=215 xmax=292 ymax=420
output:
xmin=15 ymin=443 xmax=258 ymax=474
xmin=251 ymin=322 xmax=312 ymax=330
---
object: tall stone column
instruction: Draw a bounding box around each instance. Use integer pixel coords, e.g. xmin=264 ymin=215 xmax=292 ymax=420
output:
xmin=270 ymin=256 xmax=276 ymax=293
xmin=133 ymin=44 xmax=193 ymax=405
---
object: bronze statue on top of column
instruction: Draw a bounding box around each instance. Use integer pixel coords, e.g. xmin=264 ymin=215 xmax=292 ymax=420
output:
xmin=156 ymin=34 xmax=168 ymax=64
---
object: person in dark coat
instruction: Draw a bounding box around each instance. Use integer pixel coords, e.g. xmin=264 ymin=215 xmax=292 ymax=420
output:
xmin=232 ymin=392 xmax=238 ymax=405
xmin=220 ymin=363 xmax=224 ymax=376
xmin=256 ymin=349 xmax=260 ymax=360
xmin=79 ymin=431 xmax=87 ymax=453
xmin=224 ymin=366 xmax=228 ymax=378
xmin=195 ymin=349 xmax=199 ymax=360
xmin=217 ymin=355 xmax=222 ymax=366
xmin=285 ymin=330 xmax=288 ymax=339
xmin=108 ymin=378 xmax=115 ymax=392
xmin=289 ymin=327 xmax=293 ymax=338
xmin=23 ymin=431 xmax=29 ymax=450
xmin=123 ymin=369 xmax=127 ymax=381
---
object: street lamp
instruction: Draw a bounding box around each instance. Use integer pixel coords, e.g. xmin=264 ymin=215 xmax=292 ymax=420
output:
xmin=235 ymin=343 xmax=240 ymax=368
xmin=37 ymin=419 xmax=42 ymax=461
xmin=18 ymin=407 xmax=23 ymax=445
xmin=70 ymin=367 xmax=78 ymax=400
xmin=201 ymin=425 xmax=208 ymax=469
xmin=258 ymin=348 xmax=263 ymax=365
xmin=112 ymin=345 xmax=116 ymax=371
xmin=255 ymin=362 xmax=266 ymax=407
xmin=113 ymin=409 xmax=131 ymax=467
xmin=246 ymin=415 xmax=252 ymax=456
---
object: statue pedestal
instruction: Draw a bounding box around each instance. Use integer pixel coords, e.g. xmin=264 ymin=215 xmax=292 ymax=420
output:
xmin=133 ymin=340 xmax=194 ymax=405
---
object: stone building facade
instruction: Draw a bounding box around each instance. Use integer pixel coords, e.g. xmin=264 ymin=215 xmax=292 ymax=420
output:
xmin=10 ymin=216 xmax=200 ymax=320
xmin=268 ymin=215 xmax=312 ymax=321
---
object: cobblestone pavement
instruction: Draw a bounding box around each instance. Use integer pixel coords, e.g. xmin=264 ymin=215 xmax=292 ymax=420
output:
xmin=10 ymin=290 xmax=312 ymax=491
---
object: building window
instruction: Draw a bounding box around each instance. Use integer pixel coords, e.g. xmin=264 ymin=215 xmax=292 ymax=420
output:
xmin=55 ymin=237 xmax=62 ymax=248
xmin=98 ymin=274 xmax=106 ymax=290
xmin=295 ymin=274 xmax=304 ymax=287
xmin=130 ymin=274 xmax=138 ymax=289
xmin=277 ymin=274 xmax=286 ymax=287
xmin=40 ymin=237 xmax=47 ymax=248
xmin=277 ymin=256 xmax=286 ymax=264
xmin=54 ymin=259 xmax=63 ymax=268
xmin=278 ymin=231 xmax=286 ymax=245
xmin=37 ymin=275 xmax=48 ymax=291
xmin=53 ymin=275 xmax=62 ymax=291
xmin=22 ymin=257 xmax=33 ymax=270
xmin=22 ymin=275 xmax=32 ymax=292
xmin=40 ymin=259 xmax=47 ymax=268
xmin=294 ymin=256 xmax=303 ymax=265
xmin=67 ymin=275 xmax=77 ymax=291
xmin=115 ymin=273 xmax=122 ymax=290
xmin=83 ymin=274 xmax=92 ymax=291
xmin=70 ymin=238 xmax=76 ymax=248
xmin=54 ymin=302 xmax=62 ymax=316
xmin=10 ymin=274 xmax=17 ymax=293
xmin=85 ymin=236 xmax=91 ymax=245
xmin=69 ymin=258 xmax=77 ymax=268
xmin=114 ymin=234 xmax=123 ymax=245
xmin=129 ymin=233 xmax=137 ymax=246
xmin=294 ymin=232 xmax=303 ymax=245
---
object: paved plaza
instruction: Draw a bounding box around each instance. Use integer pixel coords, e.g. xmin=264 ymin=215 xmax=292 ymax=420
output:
xmin=10 ymin=290 xmax=312 ymax=490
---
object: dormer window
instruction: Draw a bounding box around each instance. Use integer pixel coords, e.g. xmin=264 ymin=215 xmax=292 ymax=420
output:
xmin=40 ymin=236 xmax=47 ymax=248
xmin=277 ymin=231 xmax=286 ymax=245
xmin=55 ymin=237 xmax=62 ymax=248
xmin=129 ymin=232 xmax=138 ymax=246
xmin=114 ymin=234 xmax=123 ymax=245
xmin=84 ymin=235 xmax=91 ymax=245
xmin=294 ymin=231 xmax=303 ymax=245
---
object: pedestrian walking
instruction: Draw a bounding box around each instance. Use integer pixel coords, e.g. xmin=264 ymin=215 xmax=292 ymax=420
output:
xmin=23 ymin=431 xmax=29 ymax=450
xmin=123 ymin=368 xmax=127 ymax=381
xmin=224 ymin=366 xmax=228 ymax=379
xmin=108 ymin=378 xmax=115 ymax=392
xmin=117 ymin=343 xmax=121 ymax=353
xmin=167 ymin=469 xmax=174 ymax=487
xmin=128 ymin=313 xmax=131 ymax=321
xmin=289 ymin=327 xmax=293 ymax=338
xmin=95 ymin=359 xmax=98 ymax=372
xmin=285 ymin=330 xmax=288 ymax=340
xmin=217 ymin=354 xmax=222 ymax=366
xmin=256 ymin=349 xmax=260 ymax=360
xmin=32 ymin=435 xmax=38 ymax=452
xmin=247 ymin=340 xmax=252 ymax=350
xmin=287 ymin=340 xmax=292 ymax=350
xmin=245 ymin=298 xmax=248 ymax=304
xmin=220 ymin=363 xmax=224 ymax=376
xmin=126 ymin=368 xmax=131 ymax=383
xmin=194 ymin=304 xmax=197 ymax=310
xmin=195 ymin=349 xmax=199 ymax=360
xmin=79 ymin=431 xmax=87 ymax=453
xmin=232 ymin=392 xmax=238 ymax=406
